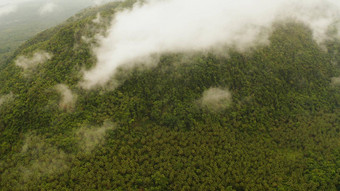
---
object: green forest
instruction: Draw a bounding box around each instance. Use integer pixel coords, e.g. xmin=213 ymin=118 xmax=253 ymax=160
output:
xmin=0 ymin=1 xmax=339 ymax=190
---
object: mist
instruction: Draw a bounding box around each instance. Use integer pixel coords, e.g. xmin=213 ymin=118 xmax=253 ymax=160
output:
xmin=39 ymin=2 xmax=58 ymax=15
xmin=15 ymin=51 xmax=52 ymax=70
xmin=0 ymin=2 xmax=17 ymax=17
xmin=198 ymin=87 xmax=232 ymax=112
xmin=0 ymin=0 xmax=118 ymax=26
xmin=14 ymin=133 xmax=70 ymax=188
xmin=76 ymin=121 xmax=115 ymax=152
xmin=81 ymin=0 xmax=340 ymax=89
xmin=3 ymin=121 xmax=114 ymax=188
xmin=0 ymin=0 xmax=118 ymax=17
xmin=0 ymin=92 xmax=14 ymax=107
xmin=331 ymin=77 xmax=340 ymax=86
xmin=55 ymin=84 xmax=77 ymax=112
xmin=0 ymin=0 xmax=121 ymax=65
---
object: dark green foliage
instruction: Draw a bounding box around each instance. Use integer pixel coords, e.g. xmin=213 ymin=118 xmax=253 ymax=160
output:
xmin=0 ymin=2 xmax=339 ymax=190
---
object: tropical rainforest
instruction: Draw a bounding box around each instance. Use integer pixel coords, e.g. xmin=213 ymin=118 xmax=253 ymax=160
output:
xmin=0 ymin=1 xmax=339 ymax=190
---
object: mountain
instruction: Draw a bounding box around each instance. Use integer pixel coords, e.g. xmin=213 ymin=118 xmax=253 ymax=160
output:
xmin=0 ymin=1 xmax=339 ymax=190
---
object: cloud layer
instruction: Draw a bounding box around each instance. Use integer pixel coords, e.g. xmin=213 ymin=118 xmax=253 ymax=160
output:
xmin=81 ymin=0 xmax=340 ymax=89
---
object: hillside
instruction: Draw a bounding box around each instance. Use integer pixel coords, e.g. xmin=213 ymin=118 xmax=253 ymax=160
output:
xmin=0 ymin=1 xmax=340 ymax=190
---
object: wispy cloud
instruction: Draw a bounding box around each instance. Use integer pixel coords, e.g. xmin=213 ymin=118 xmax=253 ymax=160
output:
xmin=55 ymin=84 xmax=77 ymax=112
xmin=15 ymin=50 xmax=52 ymax=70
xmin=75 ymin=121 xmax=115 ymax=152
xmin=198 ymin=87 xmax=232 ymax=112
xmin=81 ymin=0 xmax=340 ymax=89
xmin=331 ymin=76 xmax=340 ymax=86
xmin=0 ymin=92 xmax=14 ymax=107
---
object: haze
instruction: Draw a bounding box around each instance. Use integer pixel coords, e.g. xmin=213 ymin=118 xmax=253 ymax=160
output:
xmin=0 ymin=0 xmax=119 ymax=63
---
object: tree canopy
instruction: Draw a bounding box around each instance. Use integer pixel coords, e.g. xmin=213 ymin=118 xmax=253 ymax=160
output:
xmin=0 ymin=1 xmax=339 ymax=190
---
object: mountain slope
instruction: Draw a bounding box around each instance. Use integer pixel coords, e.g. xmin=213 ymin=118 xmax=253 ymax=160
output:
xmin=0 ymin=1 xmax=340 ymax=190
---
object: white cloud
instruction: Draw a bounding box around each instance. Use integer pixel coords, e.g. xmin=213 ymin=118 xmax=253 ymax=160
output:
xmin=81 ymin=0 xmax=340 ymax=89
xmin=0 ymin=92 xmax=14 ymax=107
xmin=0 ymin=3 xmax=18 ymax=17
xmin=198 ymin=87 xmax=232 ymax=112
xmin=18 ymin=133 xmax=70 ymax=185
xmin=55 ymin=84 xmax=77 ymax=112
xmin=75 ymin=121 xmax=115 ymax=152
xmin=331 ymin=76 xmax=340 ymax=86
xmin=39 ymin=2 xmax=57 ymax=15
xmin=15 ymin=51 xmax=52 ymax=70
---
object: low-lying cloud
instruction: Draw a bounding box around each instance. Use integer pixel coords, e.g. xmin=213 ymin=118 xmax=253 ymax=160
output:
xmin=331 ymin=76 xmax=340 ymax=86
xmin=16 ymin=133 xmax=70 ymax=187
xmin=0 ymin=92 xmax=14 ymax=107
xmin=2 ymin=120 xmax=115 ymax=189
xmin=198 ymin=87 xmax=232 ymax=112
xmin=76 ymin=121 xmax=115 ymax=152
xmin=92 ymin=13 xmax=102 ymax=24
xmin=15 ymin=50 xmax=52 ymax=71
xmin=81 ymin=0 xmax=340 ymax=89
xmin=55 ymin=84 xmax=77 ymax=112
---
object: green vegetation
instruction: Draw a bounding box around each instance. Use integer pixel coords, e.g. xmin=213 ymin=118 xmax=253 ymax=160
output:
xmin=0 ymin=1 xmax=339 ymax=190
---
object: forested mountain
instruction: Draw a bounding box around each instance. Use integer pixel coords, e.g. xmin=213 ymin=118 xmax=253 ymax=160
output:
xmin=0 ymin=1 xmax=339 ymax=190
